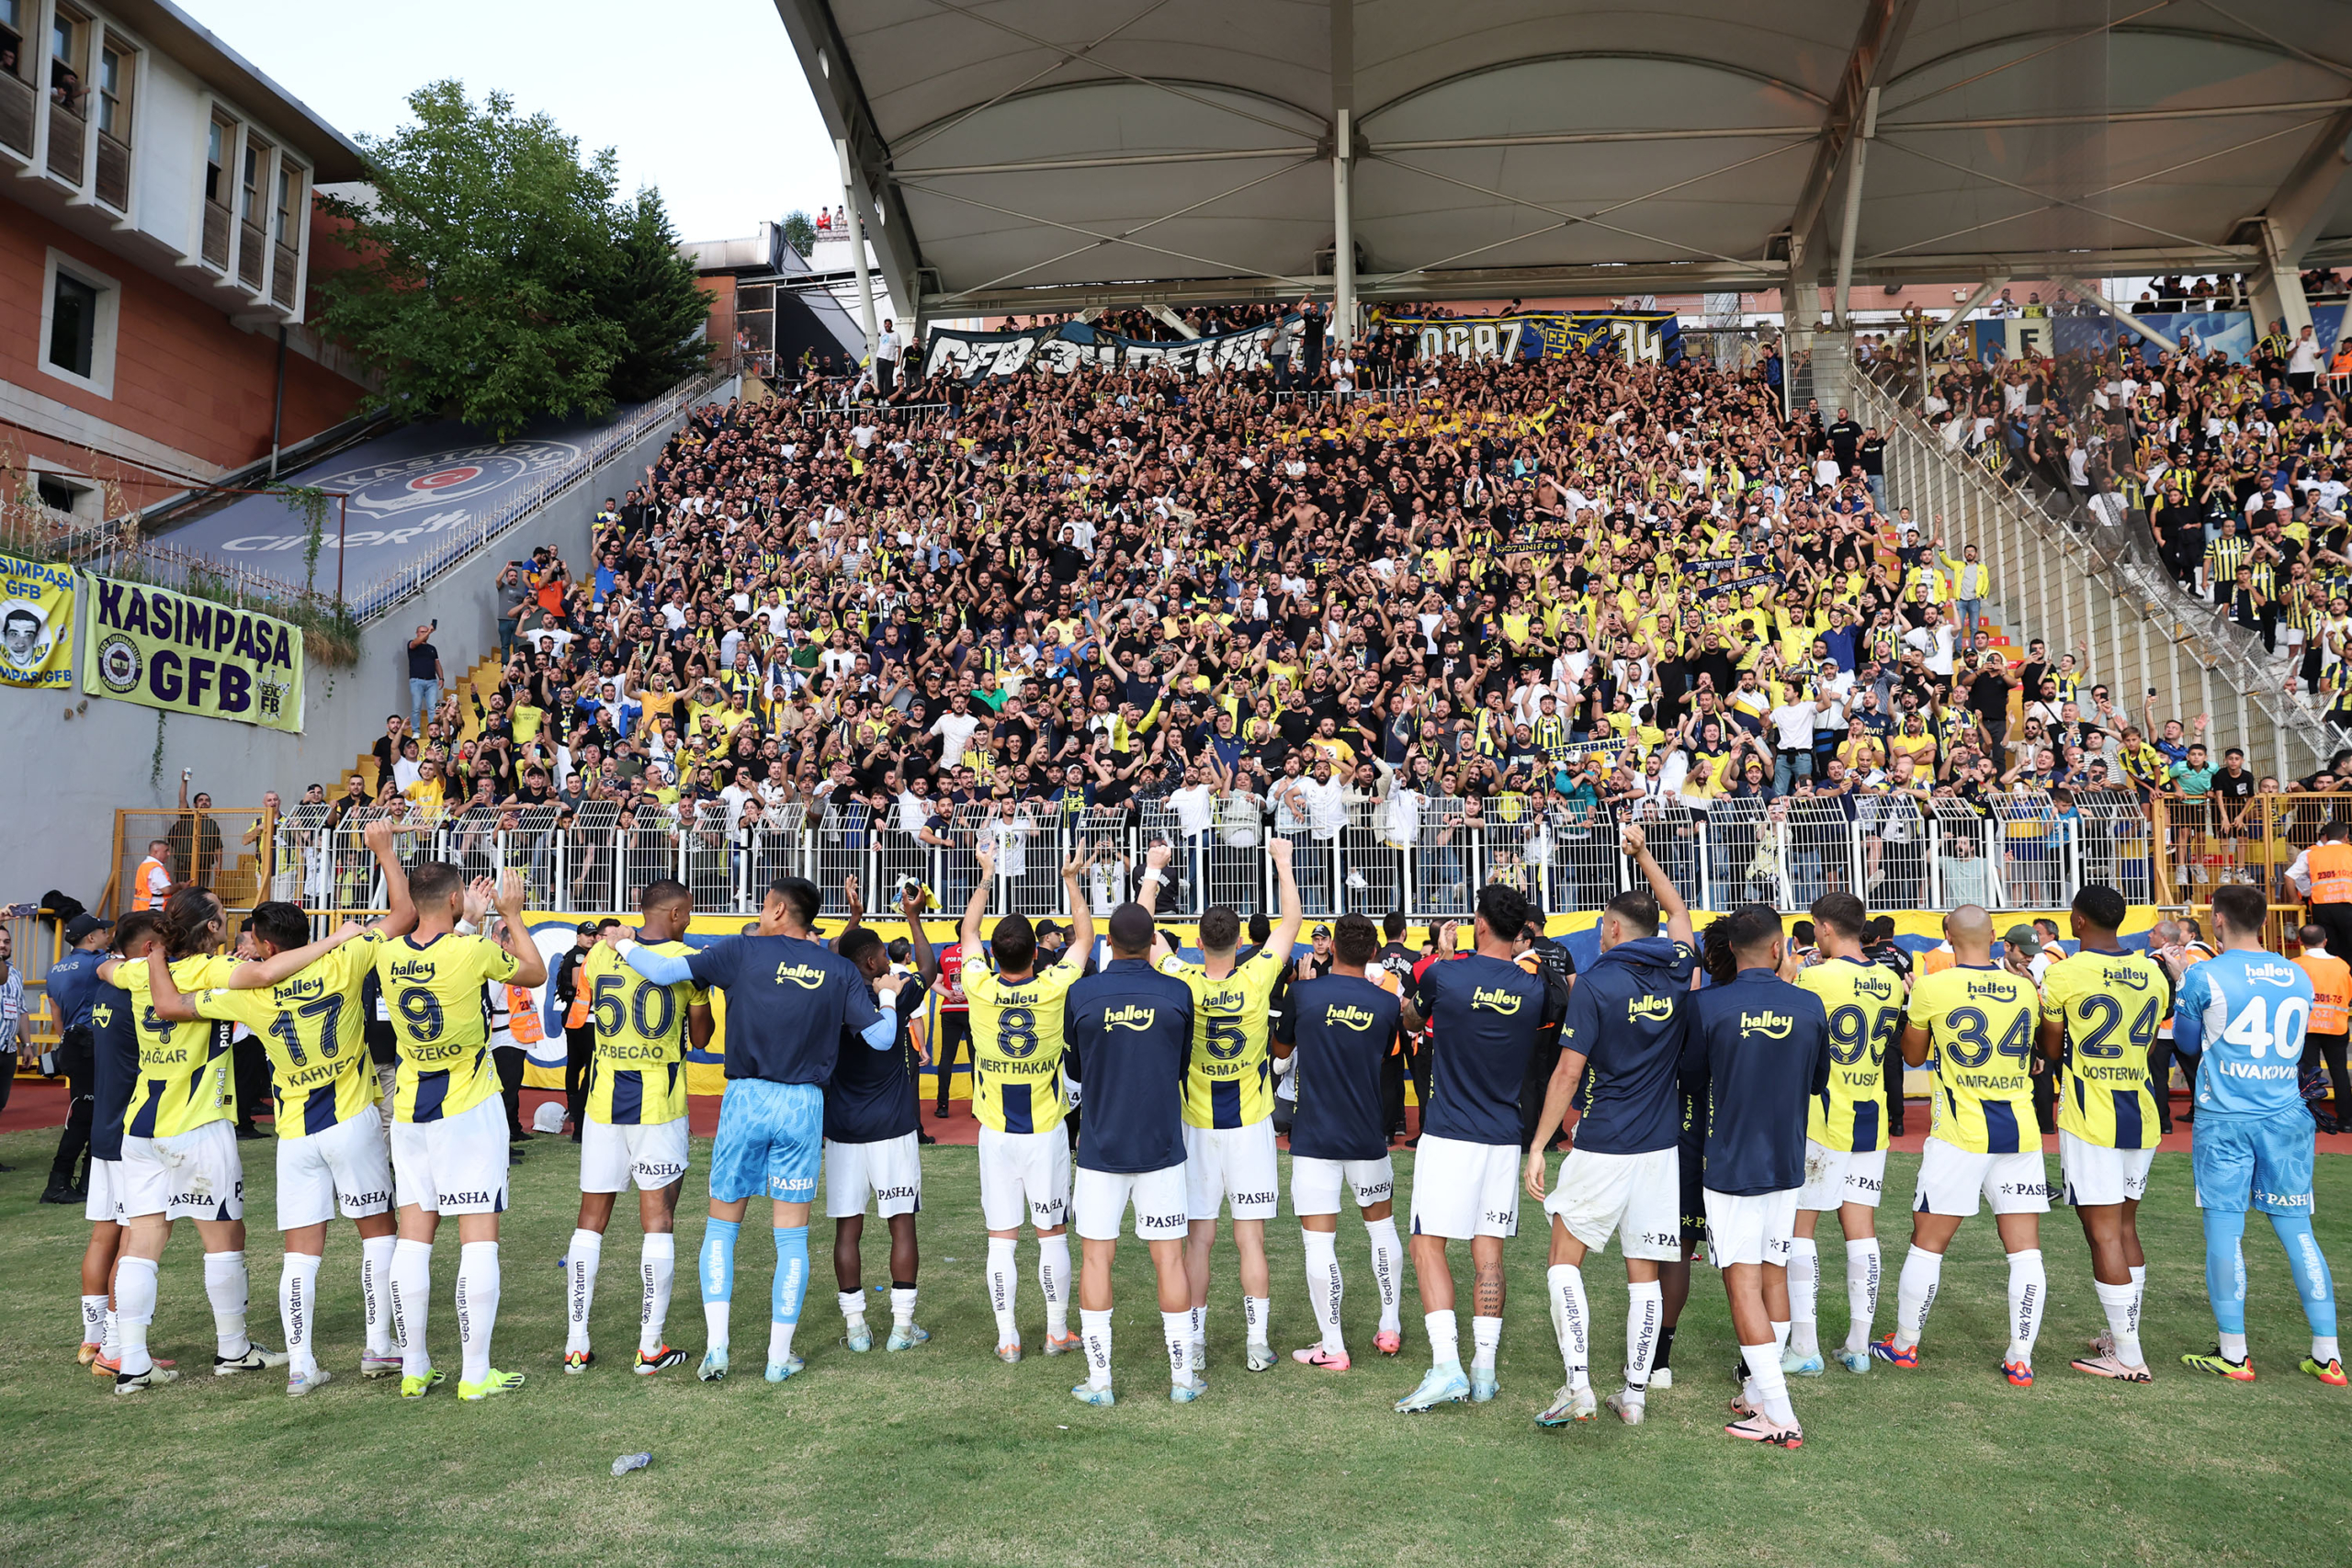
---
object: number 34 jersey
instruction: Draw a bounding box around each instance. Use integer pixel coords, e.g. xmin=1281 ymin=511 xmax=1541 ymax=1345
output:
xmin=1910 ymin=964 xmax=2041 ymax=1155
xmin=2041 ymin=947 xmax=2171 ymax=1150
xmin=194 ymin=932 xmax=384 ymax=1140
xmin=375 ymin=932 xmax=520 ymax=1124
xmin=1162 ymin=947 xmax=1286 ymax=1130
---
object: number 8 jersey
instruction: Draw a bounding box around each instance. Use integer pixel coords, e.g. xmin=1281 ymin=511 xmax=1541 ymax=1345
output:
xmin=374 ymin=932 xmax=521 ymax=1123
xmin=1910 ymin=963 xmax=2040 ymax=1154
xmin=963 ymin=952 xmax=1087 ymax=1135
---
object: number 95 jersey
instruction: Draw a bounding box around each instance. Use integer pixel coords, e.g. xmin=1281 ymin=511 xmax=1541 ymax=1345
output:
xmin=375 ymin=932 xmax=521 ymax=1124
xmin=1910 ymin=963 xmax=2040 ymax=1155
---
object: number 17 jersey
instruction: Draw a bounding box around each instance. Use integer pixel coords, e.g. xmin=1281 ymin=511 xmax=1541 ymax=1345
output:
xmin=1910 ymin=963 xmax=2039 ymax=1154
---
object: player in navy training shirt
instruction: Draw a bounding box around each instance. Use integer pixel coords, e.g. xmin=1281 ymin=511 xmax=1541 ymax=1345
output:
xmin=1393 ymin=884 xmax=1556 ymax=1412
xmin=1063 ymin=902 xmax=1197 ymax=1405
xmin=1685 ymin=906 xmax=1830 ymax=1448
xmin=1523 ymin=825 xmax=1697 ymax=1427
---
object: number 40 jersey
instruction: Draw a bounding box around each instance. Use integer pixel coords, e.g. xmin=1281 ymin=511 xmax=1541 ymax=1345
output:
xmin=2174 ymin=948 xmax=2313 ymax=1121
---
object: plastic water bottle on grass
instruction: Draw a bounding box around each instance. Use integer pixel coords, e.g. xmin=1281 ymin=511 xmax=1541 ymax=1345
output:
xmin=612 ymin=1452 xmax=652 ymax=1477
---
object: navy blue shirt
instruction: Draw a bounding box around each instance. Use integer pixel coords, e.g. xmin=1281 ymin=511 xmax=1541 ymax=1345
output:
xmin=1682 ymin=968 xmax=1832 ymax=1196
xmin=88 ymin=978 xmax=138 ymax=1163
xmin=673 ymin=935 xmax=884 ymax=1085
xmin=48 ymin=948 xmax=103 ymax=1033
xmin=1067 ymin=957 xmax=1194 ymax=1174
xmin=1558 ymin=935 xmax=1699 ymax=1156
xmin=1279 ymin=973 xmax=1401 ymax=1163
xmin=1415 ymin=953 xmax=1555 ymax=1146
xmin=826 ymin=975 xmax=931 ymax=1143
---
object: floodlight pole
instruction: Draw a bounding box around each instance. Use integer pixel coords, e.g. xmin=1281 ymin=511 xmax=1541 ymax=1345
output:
xmin=838 ymin=138 xmax=879 ymax=387
xmin=1330 ymin=0 xmax=1355 ymax=341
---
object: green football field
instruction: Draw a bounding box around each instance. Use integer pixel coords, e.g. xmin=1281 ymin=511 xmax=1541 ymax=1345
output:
xmin=1 ymin=1126 xmax=2346 ymax=1568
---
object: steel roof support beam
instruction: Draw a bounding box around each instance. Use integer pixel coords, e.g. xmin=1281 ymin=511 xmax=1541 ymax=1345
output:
xmin=2052 ymin=274 xmax=2180 ymax=355
xmin=1783 ymin=0 xmax=1918 ymax=352
xmin=1927 ymin=278 xmax=2004 ymax=350
xmin=1332 ymin=0 xmax=1356 ymax=337
xmin=2248 ymin=106 xmax=2352 ymax=338
xmin=774 ymin=0 xmax=924 ymax=325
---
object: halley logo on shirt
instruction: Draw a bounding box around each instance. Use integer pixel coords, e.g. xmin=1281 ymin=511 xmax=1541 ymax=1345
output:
xmin=1323 ymin=1004 xmax=1378 ymax=1032
xmin=92 ymin=1001 xmax=113 ymax=1031
xmin=1963 ymin=978 xmax=2018 ymax=1002
xmin=774 ymin=963 xmax=828 ymax=989
xmin=389 ymin=958 xmax=437 ymax=984
xmin=2245 ymin=961 xmax=2299 ymax=987
xmin=1853 ymin=974 xmax=1894 ymax=1001
xmin=2100 ymin=965 xmax=2150 ymax=991
xmin=1740 ymin=1010 xmax=1795 ymax=1039
xmin=1102 ymin=1005 xmax=1159 ymax=1032
xmin=1472 ymin=987 xmax=1523 ymax=1014
xmin=270 ymin=974 xmax=328 ymax=1003
xmin=1626 ymin=994 xmax=1676 ymax=1023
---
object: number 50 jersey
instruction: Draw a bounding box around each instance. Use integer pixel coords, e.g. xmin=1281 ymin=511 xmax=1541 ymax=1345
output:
xmin=1910 ymin=963 xmax=2040 ymax=1154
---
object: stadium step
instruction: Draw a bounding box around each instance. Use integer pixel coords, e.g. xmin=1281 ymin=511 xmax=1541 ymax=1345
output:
xmin=353 ymin=649 xmax=506 ymax=795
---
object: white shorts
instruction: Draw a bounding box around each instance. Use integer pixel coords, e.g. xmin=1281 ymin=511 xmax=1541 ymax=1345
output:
xmin=119 ymin=1121 xmax=243 ymax=1223
xmin=277 ymin=1108 xmax=395 ymax=1230
xmin=1411 ymin=1134 xmax=1522 ymax=1241
xmin=85 ymin=1156 xmax=126 ymax=1224
xmin=2059 ymin=1133 xmax=2156 ymax=1208
xmin=388 ymin=1094 xmax=510 ymax=1215
xmin=1183 ymin=1121 xmax=1280 ymax=1221
xmin=978 ymin=1125 xmax=1070 ymax=1232
xmin=1073 ymin=1163 xmax=1188 ymax=1242
xmin=1541 ymin=1145 xmax=1680 ymax=1259
xmin=1797 ymin=1141 xmax=1889 ymax=1212
xmin=1912 ymin=1137 xmax=2052 ymax=1218
xmin=825 ymin=1131 xmax=923 ymax=1219
xmin=1704 ymin=1186 xmax=1801 ymax=1269
xmin=581 ymin=1117 xmax=691 ymax=1194
xmin=1291 ymin=1155 xmax=1396 ymax=1217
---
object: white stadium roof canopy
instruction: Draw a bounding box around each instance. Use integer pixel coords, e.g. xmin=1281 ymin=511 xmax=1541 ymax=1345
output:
xmin=773 ymin=0 xmax=2352 ymax=323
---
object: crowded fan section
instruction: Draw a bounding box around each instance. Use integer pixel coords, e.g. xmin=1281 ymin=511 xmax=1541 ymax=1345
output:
xmin=313 ymin=325 xmax=2324 ymax=922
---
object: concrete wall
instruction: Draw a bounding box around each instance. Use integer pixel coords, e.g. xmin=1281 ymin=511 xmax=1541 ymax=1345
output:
xmin=0 ymin=385 xmax=724 ymax=908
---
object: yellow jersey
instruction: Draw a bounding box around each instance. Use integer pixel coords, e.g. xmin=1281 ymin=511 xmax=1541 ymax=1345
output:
xmin=1163 ymin=947 xmax=1286 ymax=1129
xmin=2041 ymin=947 xmax=2169 ymax=1151
xmin=1797 ymin=955 xmax=1905 ymax=1153
xmin=119 ymin=953 xmax=239 ymax=1140
xmin=963 ymin=953 xmax=1085 ymax=1135
xmin=582 ymin=940 xmax=706 ymax=1125
xmin=192 ymin=933 xmax=383 ymax=1140
xmin=1911 ymin=964 xmax=2040 ymax=1154
xmin=375 ymin=932 xmax=518 ymax=1123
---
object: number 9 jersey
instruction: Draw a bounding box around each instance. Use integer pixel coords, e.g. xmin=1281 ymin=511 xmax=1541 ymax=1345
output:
xmin=374 ymin=932 xmax=522 ymax=1123
xmin=1909 ymin=963 xmax=2040 ymax=1154
xmin=2041 ymin=947 xmax=2170 ymax=1149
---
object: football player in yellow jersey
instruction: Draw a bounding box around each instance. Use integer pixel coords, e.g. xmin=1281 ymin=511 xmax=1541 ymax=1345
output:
xmin=2036 ymin=885 xmax=2169 ymax=1383
xmin=375 ymin=863 xmax=548 ymax=1402
xmin=100 ymin=885 xmax=360 ymax=1393
xmin=959 ymin=840 xmax=1096 ymax=1362
xmin=1875 ymin=905 xmax=2051 ymax=1387
xmin=141 ymin=821 xmax=418 ymax=1393
xmin=1789 ymin=894 xmax=1907 ymax=1377
xmin=1135 ymin=835 xmax=1303 ymax=1377
xmin=564 ymin=880 xmax=711 ymax=1377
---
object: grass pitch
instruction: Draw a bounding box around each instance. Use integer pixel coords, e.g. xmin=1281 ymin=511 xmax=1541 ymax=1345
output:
xmin=0 ymin=1125 xmax=2345 ymax=1568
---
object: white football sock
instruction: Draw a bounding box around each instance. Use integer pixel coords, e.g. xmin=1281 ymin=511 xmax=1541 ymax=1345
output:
xmin=1162 ymin=1310 xmax=1193 ymax=1385
xmin=987 ymin=1236 xmax=1019 ymax=1343
xmin=279 ymin=1251 xmax=322 ymax=1376
xmin=391 ymin=1238 xmax=433 ymax=1377
xmin=1770 ymin=1319 xmax=1791 ymax=1357
xmin=838 ymin=1290 xmax=865 ymax=1325
xmin=2129 ymin=1261 xmax=2146 ymax=1345
xmin=204 ymin=1250 xmax=251 ymax=1359
xmin=116 ymin=1255 xmax=158 ymax=1376
xmin=1894 ymin=1246 xmax=1943 ymax=1351
xmin=703 ymin=1299 xmax=731 ymax=1350
xmin=2316 ymin=1335 xmax=2342 ymax=1363
xmin=1623 ymin=1280 xmax=1662 ymax=1397
xmin=1787 ymin=1238 xmax=1820 ymax=1358
xmin=2220 ymin=1329 xmax=2249 ymax=1361
xmin=1844 ymin=1237 xmax=1883 ymax=1353
xmin=1080 ymin=1306 xmax=1113 ymax=1390
xmin=1425 ymin=1307 xmax=1459 ymax=1370
xmin=566 ymin=1229 xmax=603 ymax=1355
xmin=2005 ymin=1248 xmax=2045 ymax=1365
xmin=79 ymin=1292 xmax=105 ymax=1348
xmin=1471 ymin=1314 xmax=1502 ymax=1373
xmin=1365 ymin=1216 xmax=1402 ymax=1333
xmin=456 ymin=1241 xmax=501 ymax=1384
xmin=361 ymin=1235 xmax=397 ymax=1357
xmin=1547 ymin=1263 xmax=1590 ymax=1390
xmin=767 ymin=1319 xmax=797 ymax=1366
xmin=2095 ymin=1279 xmax=2143 ymax=1366
xmin=1301 ymin=1228 xmax=1344 ymax=1354
xmin=100 ymin=1298 xmax=120 ymax=1363
xmin=640 ymin=1234 xmax=675 ymax=1356
xmin=890 ymin=1286 xmax=917 ymax=1328
xmin=1037 ymin=1234 xmax=1070 ymax=1337
xmin=1743 ymin=1339 xmax=1796 ymax=1427
xmin=1243 ymin=1294 xmax=1270 ymax=1347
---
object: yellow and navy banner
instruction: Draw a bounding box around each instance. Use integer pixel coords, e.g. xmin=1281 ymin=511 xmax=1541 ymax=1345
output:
xmin=80 ymin=573 xmax=304 ymax=731
xmin=1387 ymin=310 xmax=1684 ymax=366
xmin=0 ymin=550 xmax=74 ymax=690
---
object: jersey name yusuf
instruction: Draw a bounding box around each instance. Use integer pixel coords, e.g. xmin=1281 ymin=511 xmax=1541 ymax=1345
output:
xmin=1798 ymin=956 xmax=1905 ymax=1153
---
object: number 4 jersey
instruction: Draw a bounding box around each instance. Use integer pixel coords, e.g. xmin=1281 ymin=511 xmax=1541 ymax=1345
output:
xmin=1910 ymin=963 xmax=2040 ymax=1154
xmin=2174 ymin=948 xmax=2314 ymax=1120
xmin=2041 ymin=946 xmax=2171 ymax=1149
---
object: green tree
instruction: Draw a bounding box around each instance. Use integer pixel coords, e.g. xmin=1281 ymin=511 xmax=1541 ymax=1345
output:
xmin=597 ymin=187 xmax=712 ymax=402
xmin=316 ymin=82 xmax=630 ymax=439
xmin=782 ymin=209 xmax=816 ymax=256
